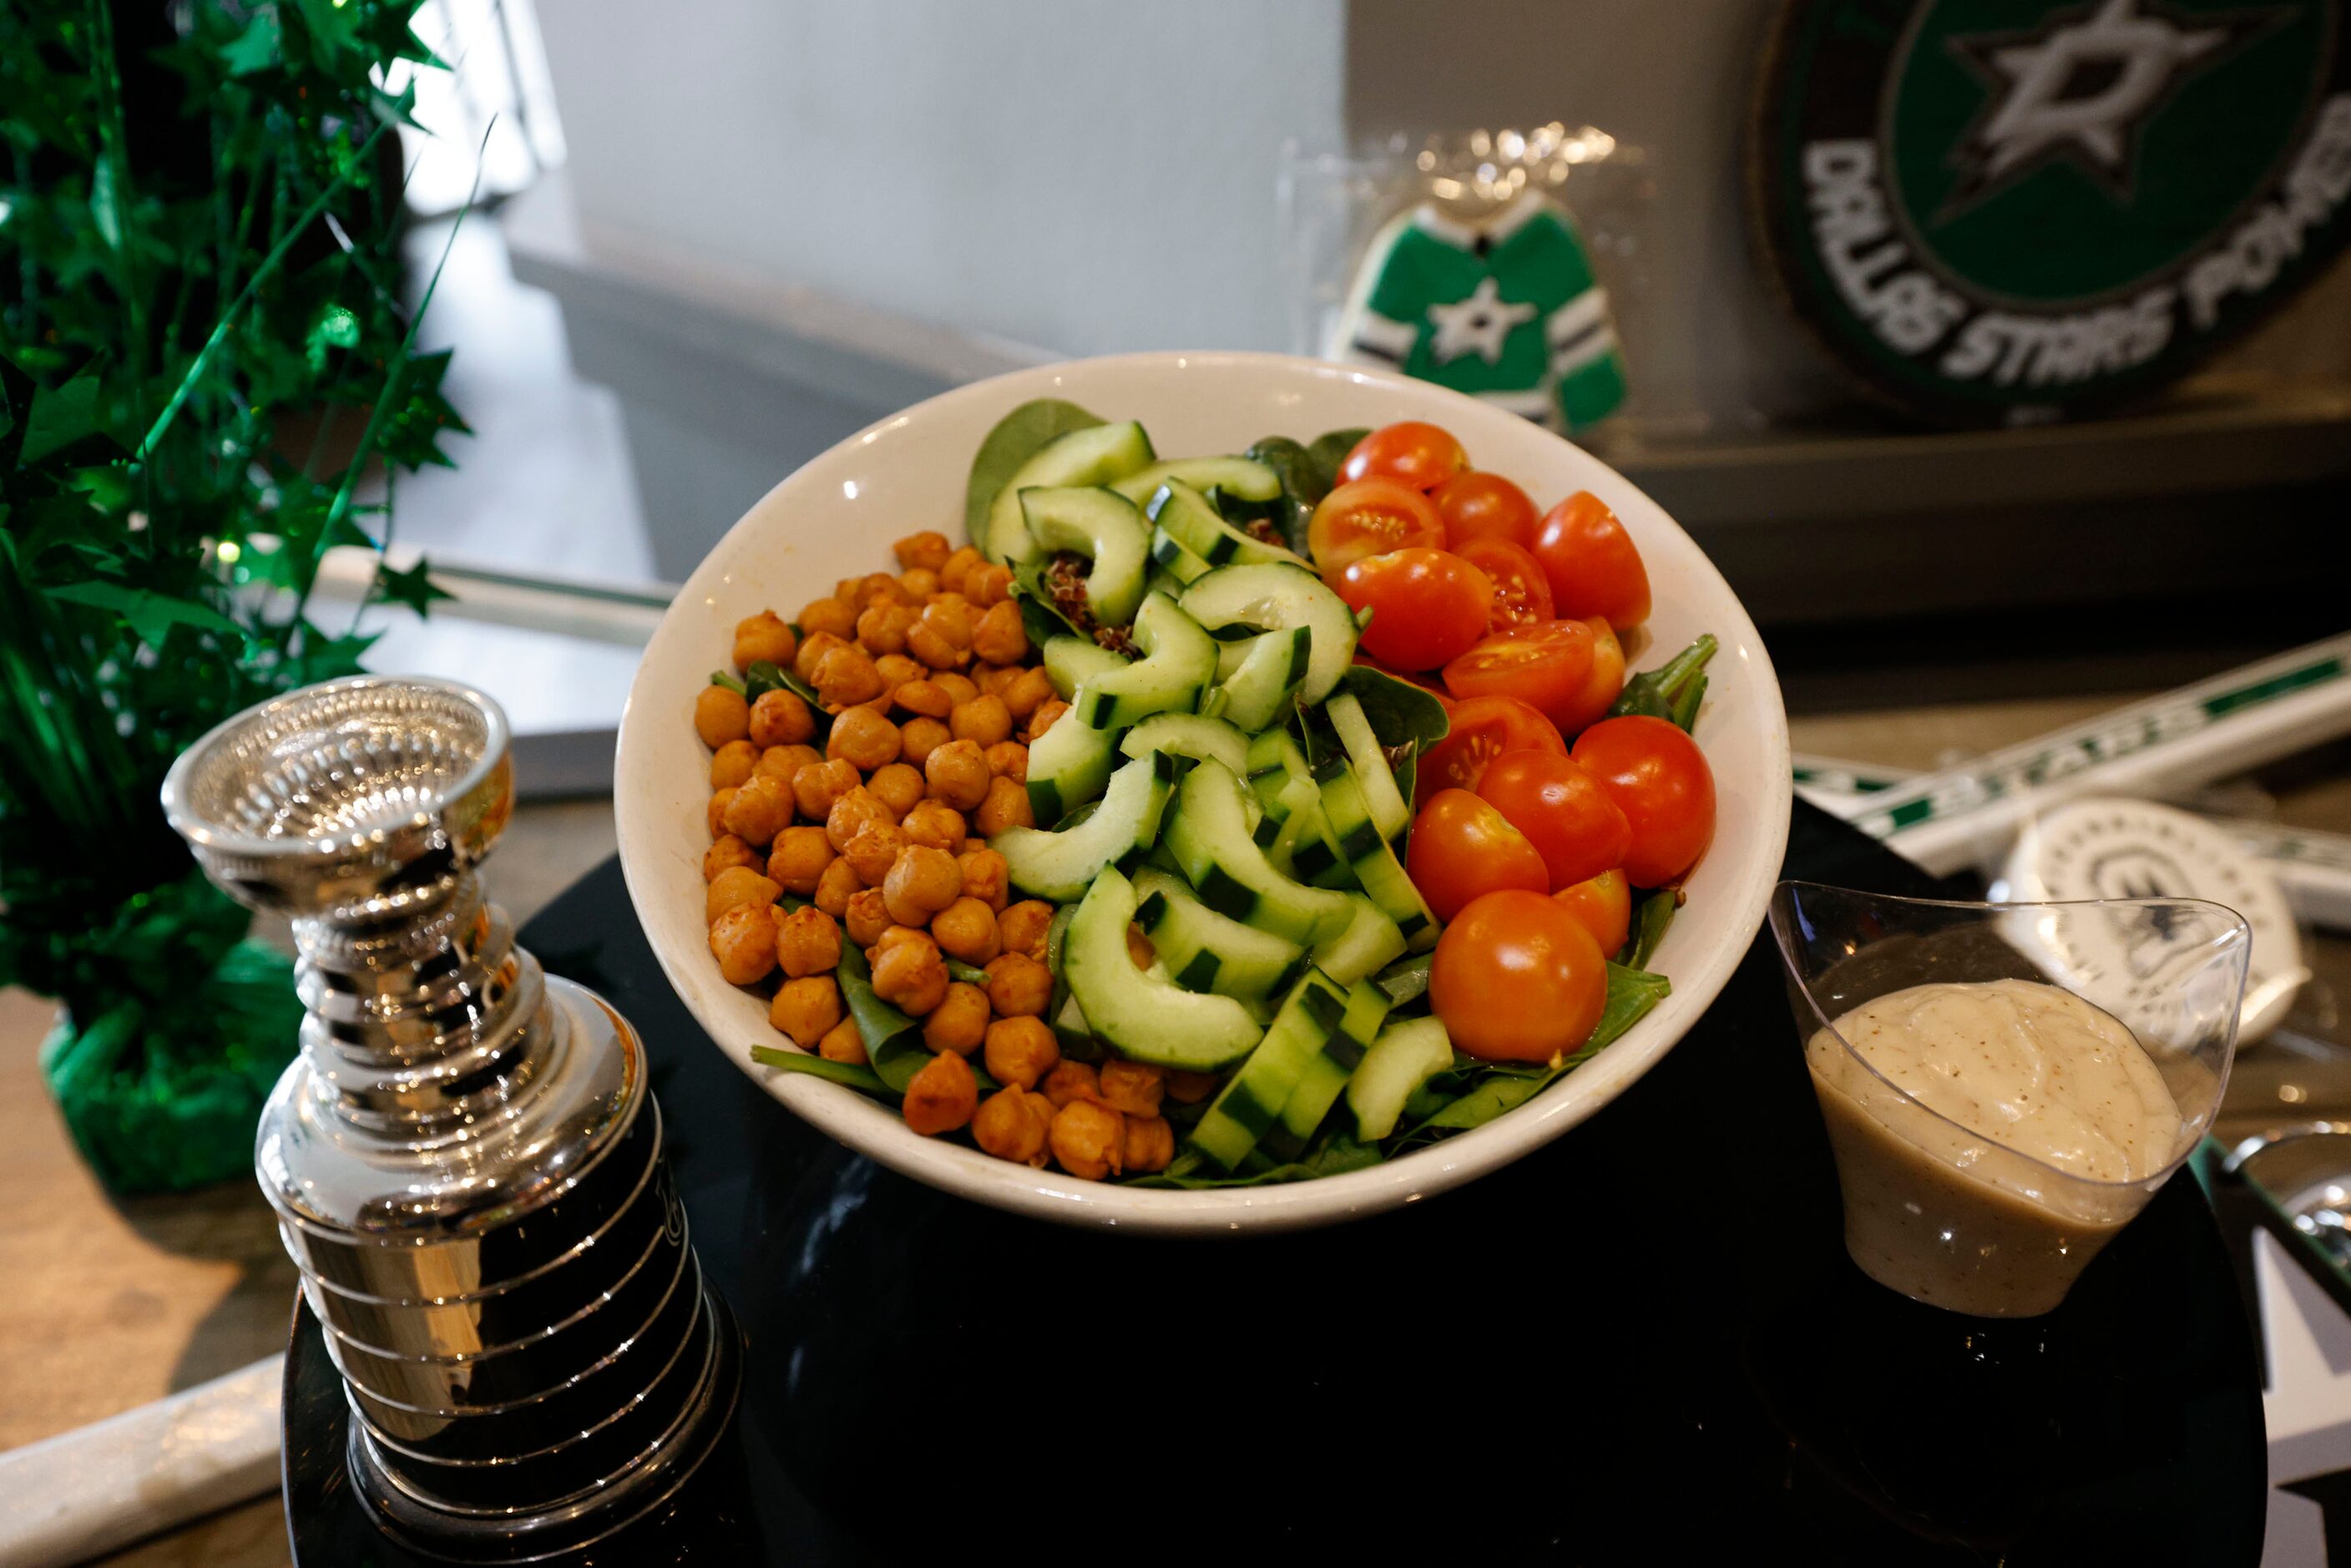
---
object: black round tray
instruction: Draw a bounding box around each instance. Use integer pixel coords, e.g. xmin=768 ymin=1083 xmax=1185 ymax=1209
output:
xmin=286 ymin=802 xmax=2268 ymax=1565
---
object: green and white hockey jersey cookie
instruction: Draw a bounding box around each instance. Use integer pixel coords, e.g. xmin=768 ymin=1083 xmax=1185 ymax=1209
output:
xmin=1334 ymin=193 xmax=1627 ymax=433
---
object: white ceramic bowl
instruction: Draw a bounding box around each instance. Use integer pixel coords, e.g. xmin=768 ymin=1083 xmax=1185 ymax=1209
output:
xmin=616 ymin=352 xmax=1790 ymax=1234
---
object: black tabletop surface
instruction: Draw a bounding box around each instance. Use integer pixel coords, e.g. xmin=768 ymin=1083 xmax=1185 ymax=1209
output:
xmin=286 ymin=801 xmax=2268 ymax=1565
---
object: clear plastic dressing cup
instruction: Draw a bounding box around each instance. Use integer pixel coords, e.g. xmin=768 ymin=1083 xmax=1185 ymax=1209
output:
xmin=1768 ymin=883 xmax=2250 ymax=1318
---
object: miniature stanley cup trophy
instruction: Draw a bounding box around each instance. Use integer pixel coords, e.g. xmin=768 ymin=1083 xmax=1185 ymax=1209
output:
xmin=161 ymin=675 xmax=739 ymax=1560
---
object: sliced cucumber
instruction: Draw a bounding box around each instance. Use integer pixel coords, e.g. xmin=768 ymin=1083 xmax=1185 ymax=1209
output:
xmin=1063 ymin=866 xmax=1262 ymax=1073
xmin=1131 ymin=867 xmax=1307 ymax=1007
xmin=1312 ymin=893 xmax=1408 ymax=987
xmin=1211 ymin=627 xmax=1311 ymax=732
xmin=1273 ymin=979 xmax=1393 ymax=1153
xmin=1026 ymin=709 xmax=1122 ymax=824
xmin=1019 ymin=486 xmax=1152 ymax=628
xmin=1177 ymin=563 xmax=1358 ymax=706
xmin=996 ymin=752 xmax=1176 ymax=902
xmin=1165 ymin=760 xmax=1357 ymax=945
xmin=1148 ymin=526 xmax=1214 ymax=587
xmin=1110 ymin=456 xmax=1282 ymax=507
xmin=1070 ymin=592 xmax=1216 ymax=730
xmin=1318 ymin=763 xmax=1438 ymax=949
xmin=1246 ymin=729 xmax=1311 ymax=817
xmin=1146 ymin=479 xmax=1311 ymax=570
xmin=1277 ymin=772 xmax=1353 ymax=889
xmin=1043 ymin=634 xmax=1127 ymax=700
xmin=1119 ymin=712 xmax=1248 ymax=775
xmin=1191 ymin=969 xmax=1348 ymax=1169
xmin=983 ymin=421 xmax=1155 ymax=564
xmin=1348 ymin=1017 xmax=1455 ymax=1141
xmin=1326 ymin=690 xmax=1409 ymax=841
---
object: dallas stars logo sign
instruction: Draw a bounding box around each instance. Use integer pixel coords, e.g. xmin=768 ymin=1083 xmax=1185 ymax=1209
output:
xmin=1752 ymin=0 xmax=2351 ymax=424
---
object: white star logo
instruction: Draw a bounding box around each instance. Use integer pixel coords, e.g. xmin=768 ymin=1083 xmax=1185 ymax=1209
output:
xmin=1425 ymin=277 xmax=1536 ymax=367
xmin=1943 ymin=0 xmax=2278 ymax=215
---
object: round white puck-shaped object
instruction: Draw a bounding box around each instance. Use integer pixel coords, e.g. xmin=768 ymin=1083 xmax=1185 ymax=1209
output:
xmin=2001 ymin=797 xmax=2303 ymax=1046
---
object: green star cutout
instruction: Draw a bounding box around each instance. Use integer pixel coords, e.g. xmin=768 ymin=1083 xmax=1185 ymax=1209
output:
xmin=370 ymin=557 xmax=454 ymax=615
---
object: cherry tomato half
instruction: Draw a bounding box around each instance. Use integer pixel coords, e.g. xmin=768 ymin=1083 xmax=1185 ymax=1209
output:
xmin=1430 ymin=890 xmax=1608 ymax=1063
xmin=1338 ymin=548 xmax=1492 ymax=671
xmin=1475 ymin=749 xmax=1631 ymax=891
xmin=1442 ymin=620 xmax=1597 ymax=731
xmin=1555 ymin=868 xmax=1631 ymax=957
xmin=1550 ymin=616 xmax=1627 ymax=736
xmin=1533 ymin=491 xmax=1651 ymax=628
xmin=1340 ymin=421 xmax=1469 ymax=492
xmin=1430 ymin=470 xmax=1540 ymax=549
xmin=1405 ymin=789 xmax=1551 ymax=923
xmin=1308 ymin=478 xmax=1446 ymax=584
xmin=1454 ymin=537 xmax=1555 ymax=633
xmin=1571 ymin=716 xmax=1716 ymax=888
xmin=1418 ymin=695 xmax=1565 ymax=795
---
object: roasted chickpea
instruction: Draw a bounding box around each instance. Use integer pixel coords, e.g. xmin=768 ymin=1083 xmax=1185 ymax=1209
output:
xmin=874 ymin=649 xmax=923 ymax=691
xmin=898 ymin=567 xmax=942 ymax=600
xmin=998 ymin=900 xmax=1054 ymax=960
xmin=983 ymin=741 xmax=1029 ymax=782
xmin=871 ymin=934 xmax=950 ymax=1016
xmin=842 ymin=820 xmax=908 ymax=886
xmin=974 ymin=662 xmax=1019 ymax=697
xmin=1043 ymin=1060 xmax=1103 ymax=1109
xmin=710 ymin=903 xmax=778 ymax=985
xmin=707 ymin=787 xmax=736 ymax=839
xmin=770 ymin=975 xmax=842 ymax=1048
xmin=894 ymin=679 xmax=953 ymax=720
xmin=775 ymin=906 xmax=843 ymax=979
xmin=734 ymin=610 xmax=797 ymax=672
xmin=899 ymin=716 xmax=952 ymax=767
xmin=813 ymin=855 xmax=862 ymax=917
xmin=900 ymin=799 xmax=967 ymax=852
xmin=971 ymin=1085 xmax=1053 ymax=1166
xmin=975 ymin=775 xmax=1034 ymax=836
xmin=710 ymin=739 xmax=759 ymax=789
xmin=695 ymin=685 xmax=751 ymax=748
xmin=957 ymin=848 xmax=1009 ymax=912
xmin=811 ymin=643 xmax=884 ymax=708
xmin=721 ymin=774 xmax=795 ymax=847
xmin=855 ymin=601 xmax=918 ymax=656
xmin=1000 ymin=666 xmax=1054 ymax=721
xmin=1097 ymin=1058 xmax=1165 ymax=1118
xmin=923 ymin=739 xmax=992 ymax=812
xmin=766 ymin=826 xmax=835 ymax=895
xmin=798 ymin=596 xmax=859 ymax=641
xmin=791 ymin=756 xmax=861 ymax=820
xmin=818 ymin=1015 xmax=867 ymax=1065
xmin=963 ymin=561 xmax=1014 ymax=609
xmin=902 ymin=1050 xmax=978 ymax=1136
xmin=922 ymin=981 xmax=990 ymax=1055
xmin=1050 ymin=1100 xmax=1125 ymax=1180
xmin=883 ymin=844 xmax=963 ymax=926
xmin=938 ymin=545 xmax=983 ymax=593
xmin=756 ymin=741 xmax=822 ymax=781
xmin=948 ymin=693 xmax=1013 ymax=749
xmin=933 ymin=670 xmax=980 ymax=706
xmin=963 ymin=837 xmax=989 ymax=855
xmin=906 ymin=620 xmax=970 ymax=671
xmin=825 ymin=787 xmax=897 ymax=852
xmin=872 ymin=923 xmax=929 ymax=953
xmin=1165 ymin=1070 xmax=1219 ymax=1105
xmin=1122 ymin=1115 xmax=1176 ymax=1174
xmin=826 ymin=704 xmax=901 ymax=771
xmin=1126 ymin=924 xmax=1157 ymax=971
xmin=1024 ymin=699 xmax=1069 ymax=742
xmin=930 ymin=896 xmax=1002 ymax=965
xmin=854 ymin=570 xmax=905 ymax=609
xmin=748 ymin=689 xmax=815 ymax=748
xmin=867 ymin=761 xmax=926 ymax=817
xmin=970 ymin=599 xmax=1029 ymax=664
xmin=706 ymin=865 xmax=781 ymax=927
xmin=705 ymin=834 xmax=761 ymax=883
xmin=983 ymin=1015 xmax=1059 ymax=1091
xmin=793 ymin=629 xmax=851 ymax=683
xmin=895 ymin=530 xmax=953 ymax=572
xmin=984 ymin=951 xmax=1052 ymax=1017
xmin=844 ymin=888 xmax=893 ymax=949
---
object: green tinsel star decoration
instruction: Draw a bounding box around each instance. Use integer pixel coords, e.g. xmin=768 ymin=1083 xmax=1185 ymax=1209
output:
xmin=1 ymin=0 xmax=472 ymax=1191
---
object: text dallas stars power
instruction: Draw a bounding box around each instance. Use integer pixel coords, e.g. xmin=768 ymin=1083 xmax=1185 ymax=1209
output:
xmin=1802 ymin=0 xmax=2351 ymax=395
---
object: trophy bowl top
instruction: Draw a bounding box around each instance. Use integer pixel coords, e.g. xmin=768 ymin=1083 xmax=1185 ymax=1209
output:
xmin=162 ymin=675 xmax=513 ymax=915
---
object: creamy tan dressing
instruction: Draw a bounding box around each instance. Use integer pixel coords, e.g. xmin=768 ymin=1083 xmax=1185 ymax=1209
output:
xmin=1804 ymin=979 xmax=2186 ymax=1317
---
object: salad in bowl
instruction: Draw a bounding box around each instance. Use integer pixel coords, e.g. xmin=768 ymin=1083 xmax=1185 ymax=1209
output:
xmin=616 ymin=352 xmax=1788 ymax=1232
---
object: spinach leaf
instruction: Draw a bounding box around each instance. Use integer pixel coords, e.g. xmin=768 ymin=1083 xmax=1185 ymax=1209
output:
xmin=1011 ymin=559 xmax=1088 ymax=649
xmin=1333 ymin=664 xmax=1451 ymax=751
xmin=1126 ymin=1124 xmax=1383 ymax=1188
xmin=1397 ymin=964 xmax=1671 ymax=1144
xmin=1373 ymin=950 xmax=1433 ymax=1008
xmin=749 ymin=1044 xmax=897 ymax=1100
xmin=1623 ymin=889 xmax=1678 ymax=970
xmin=709 ymin=670 xmax=746 ymax=696
xmin=1244 ymin=435 xmax=1322 ymax=555
xmin=836 ymin=943 xmax=931 ymax=1093
xmin=740 ymin=657 xmax=832 ymax=739
xmin=1306 ymin=427 xmax=1370 ymax=491
xmin=1610 ymin=634 xmax=1717 ymax=728
xmin=965 ymin=398 xmax=1103 ymax=538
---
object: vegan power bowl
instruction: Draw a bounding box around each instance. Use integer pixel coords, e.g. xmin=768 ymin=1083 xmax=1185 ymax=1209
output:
xmin=683 ymin=400 xmax=1725 ymax=1191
